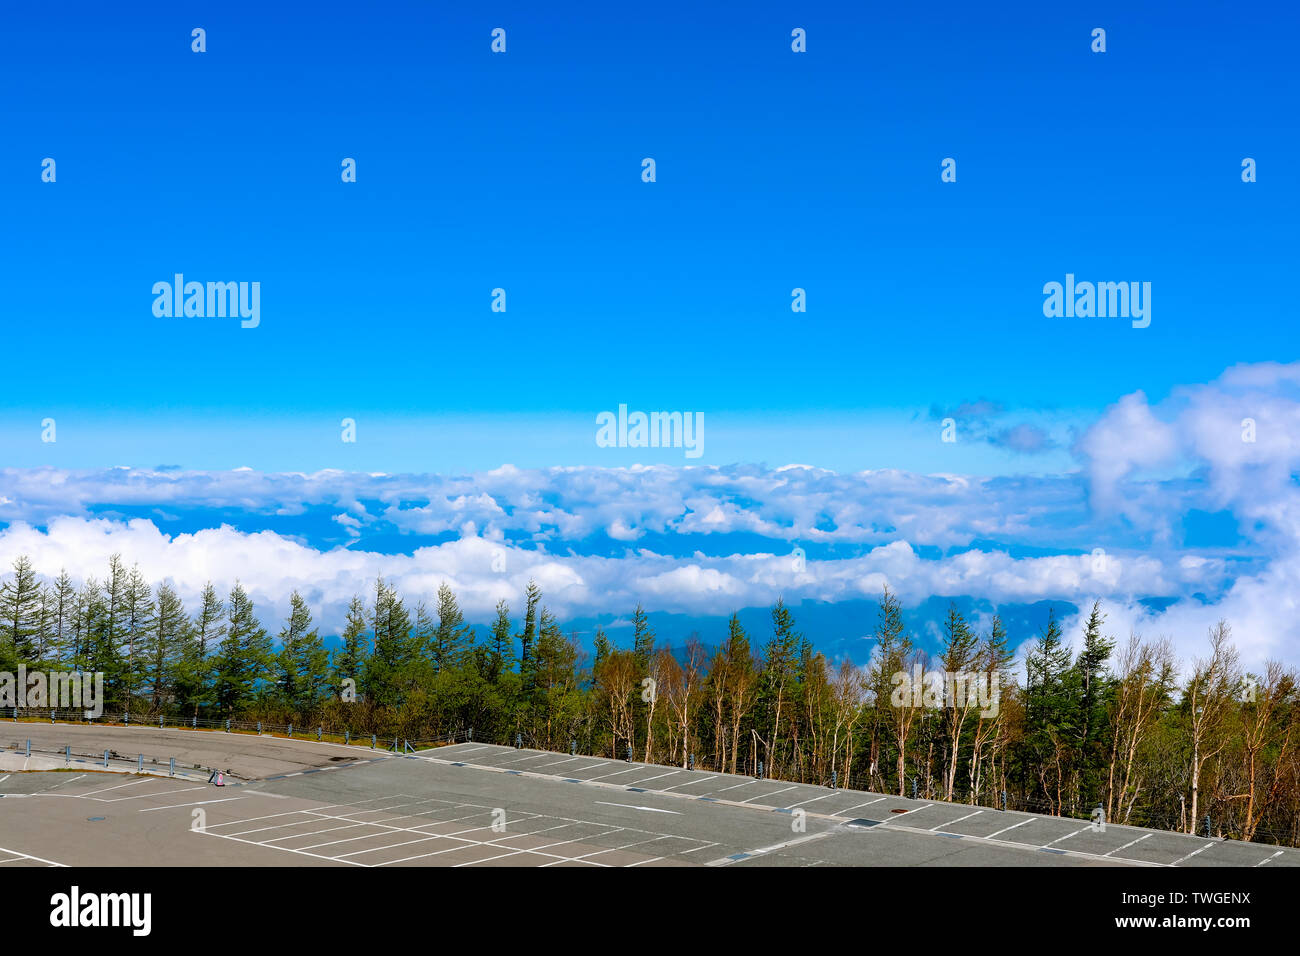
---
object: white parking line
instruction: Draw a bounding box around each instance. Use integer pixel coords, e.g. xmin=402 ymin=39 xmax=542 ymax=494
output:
xmin=1103 ymin=833 xmax=1151 ymax=856
xmin=259 ymin=822 xmax=370 ymax=842
xmin=40 ymin=774 xmax=87 ymax=792
xmin=836 ymin=797 xmax=887 ymax=815
xmin=877 ymin=803 xmax=932 ymax=823
xmin=298 ymin=825 xmax=444 ymax=851
xmin=587 ymin=768 xmax=643 ymax=782
xmin=334 ymin=796 xmax=448 ymax=817
xmin=931 ymin=810 xmax=983 ymax=831
xmin=205 ymin=797 xmax=401 ymax=830
xmin=1173 ymin=842 xmax=1217 ymax=866
xmin=626 ymin=771 xmax=682 ymax=786
xmin=533 ymin=756 xmax=584 ymax=769
xmin=547 ymin=835 xmax=667 ymax=863
xmin=594 ymin=802 xmax=681 ymax=815
xmin=986 ymin=817 xmax=1036 ymax=839
xmin=678 ymin=842 xmax=719 ymax=854
xmin=712 ymin=780 xmax=760 ymax=793
xmin=0 ymin=845 xmax=65 ymax=867
xmin=454 ymin=830 xmax=624 ymax=867
xmin=1257 ymin=850 xmax=1285 ymax=867
xmin=1043 ymin=825 xmax=1091 ymax=847
xmin=139 ymin=797 xmax=245 ymax=811
xmin=79 ymin=778 xmax=153 ymax=797
xmin=338 ymin=817 xmax=558 ymax=858
xmin=196 ymin=829 xmax=368 ymax=866
xmin=739 ymin=785 xmax=797 ymax=804
xmin=706 ymin=830 xmax=836 ymax=866
xmin=564 ymin=763 xmax=611 ymax=775
xmin=494 ymin=752 xmax=549 ymax=765
xmin=659 ymin=775 xmax=717 ymax=792
xmin=372 ymin=822 xmax=612 ymax=868
xmin=785 ymin=792 xmax=838 ymax=809
xmin=389 ymin=821 xmax=579 ymax=863
xmin=100 ymin=785 xmax=208 ymax=803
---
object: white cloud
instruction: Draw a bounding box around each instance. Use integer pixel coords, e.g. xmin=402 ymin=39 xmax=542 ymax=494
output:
xmin=1 ymin=362 xmax=1299 ymax=669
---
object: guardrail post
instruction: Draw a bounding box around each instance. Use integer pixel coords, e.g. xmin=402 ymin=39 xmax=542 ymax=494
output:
xmin=689 ymin=753 xmax=695 ymax=771
xmin=1001 ymin=789 xmax=1008 ymax=811
xmin=192 ymin=715 xmax=197 ymax=729
xmin=515 ymin=733 xmax=522 ymax=750
xmin=225 ymin=719 xmax=231 ymax=733
xmin=103 ymin=750 xmax=109 ymax=768
xmin=138 ymin=754 xmax=144 ymax=772
xmin=317 ymin=726 xmax=322 ymax=741
xmin=124 ymin=712 xmax=130 ymax=726
xmin=468 ymin=726 xmax=473 ymax=743
xmin=911 ymin=777 xmax=918 ymax=800
xmin=757 ymin=760 xmax=764 ymax=780
xmin=25 ymin=739 xmax=30 ymax=757
xmin=626 ymin=744 xmax=633 ymax=763
xmin=158 ymin=715 xmax=163 ymax=729
xmin=830 ymin=770 xmax=837 ymax=790
xmin=170 ymin=757 xmax=175 ymax=777
xmin=65 ymin=745 xmax=70 ymax=765
xmin=371 ymin=734 xmax=376 ymax=749
xmin=1204 ymin=815 xmax=1212 ymax=838
xmin=287 ymin=724 xmax=293 ymax=738
xmin=257 ymin=721 xmax=262 ymax=734
xmin=392 ymin=736 xmax=398 ymax=752
xmin=344 ymin=730 xmax=350 ymax=745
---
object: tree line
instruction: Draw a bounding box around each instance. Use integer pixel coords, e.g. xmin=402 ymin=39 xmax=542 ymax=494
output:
xmin=1 ymin=553 xmax=1296 ymax=847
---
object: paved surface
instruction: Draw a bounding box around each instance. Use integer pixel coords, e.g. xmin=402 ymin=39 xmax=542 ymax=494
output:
xmin=1 ymin=732 xmax=1297 ymax=867
xmin=1 ymin=721 xmax=383 ymax=780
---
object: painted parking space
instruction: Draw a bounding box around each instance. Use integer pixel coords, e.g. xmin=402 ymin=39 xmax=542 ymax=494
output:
xmin=0 ymin=845 xmax=63 ymax=867
xmin=9 ymin=736 xmax=1300 ymax=867
xmin=187 ymin=784 xmax=721 ymax=868
xmin=420 ymin=745 xmax=1300 ymax=866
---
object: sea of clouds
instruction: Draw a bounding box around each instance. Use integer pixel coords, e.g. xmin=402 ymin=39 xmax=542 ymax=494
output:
xmin=2 ymin=361 xmax=1298 ymax=670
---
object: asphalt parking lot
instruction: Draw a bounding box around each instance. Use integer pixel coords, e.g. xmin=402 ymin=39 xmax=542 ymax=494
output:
xmin=1 ymin=728 xmax=1296 ymax=868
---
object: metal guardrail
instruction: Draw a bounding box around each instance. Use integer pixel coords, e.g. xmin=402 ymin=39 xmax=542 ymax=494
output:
xmin=2 ymin=737 xmax=224 ymax=781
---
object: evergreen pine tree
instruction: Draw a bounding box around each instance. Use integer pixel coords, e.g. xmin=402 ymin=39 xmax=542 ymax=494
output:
xmin=486 ymin=599 xmax=512 ymax=683
xmin=331 ymin=595 xmax=369 ymax=700
xmin=213 ymin=582 xmax=271 ymax=713
xmin=175 ymin=582 xmax=224 ymax=718
xmin=1023 ymin=607 xmax=1077 ymax=809
xmin=50 ymin=570 xmax=76 ymax=666
xmin=1074 ymin=601 xmax=1116 ymax=801
xmin=276 ymin=591 xmax=329 ymax=712
xmin=143 ymin=582 xmax=187 ymax=710
xmin=517 ymin=580 xmax=541 ymax=693
xmin=0 ymin=556 xmax=41 ymax=660
xmin=120 ymin=565 xmax=155 ymax=711
xmin=364 ymin=578 xmax=412 ymax=706
xmin=432 ymin=582 xmax=474 ymax=672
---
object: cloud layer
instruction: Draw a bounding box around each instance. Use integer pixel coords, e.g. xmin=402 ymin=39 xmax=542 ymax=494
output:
xmin=1 ymin=362 xmax=1298 ymax=670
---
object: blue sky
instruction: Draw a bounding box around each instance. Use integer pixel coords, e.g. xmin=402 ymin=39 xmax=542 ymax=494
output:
xmin=2 ymin=2 xmax=1298 ymax=667
xmin=3 ymin=1 xmax=1297 ymax=472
